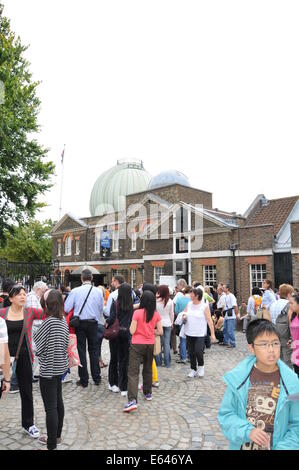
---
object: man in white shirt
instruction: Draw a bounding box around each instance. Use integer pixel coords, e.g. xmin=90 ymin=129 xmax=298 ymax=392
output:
xmin=222 ymin=284 xmax=239 ymax=349
xmin=103 ymin=275 xmax=125 ymax=318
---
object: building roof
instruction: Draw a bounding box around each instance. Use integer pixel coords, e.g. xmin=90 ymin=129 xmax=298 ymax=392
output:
xmin=148 ymin=170 xmax=190 ymax=190
xmin=245 ymin=195 xmax=299 ymax=235
xmin=89 ymin=159 xmax=151 ymax=217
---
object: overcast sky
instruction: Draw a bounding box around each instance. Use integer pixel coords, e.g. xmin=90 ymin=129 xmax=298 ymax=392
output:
xmin=3 ymin=0 xmax=299 ymax=223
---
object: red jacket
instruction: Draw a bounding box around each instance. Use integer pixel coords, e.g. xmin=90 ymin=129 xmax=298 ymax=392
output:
xmin=0 ymin=307 xmax=45 ymax=363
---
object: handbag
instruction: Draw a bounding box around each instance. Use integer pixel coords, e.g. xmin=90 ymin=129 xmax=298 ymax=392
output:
xmin=104 ymin=300 xmax=120 ymax=340
xmin=68 ymin=333 xmax=82 ymax=368
xmin=69 ymin=286 xmax=93 ymax=328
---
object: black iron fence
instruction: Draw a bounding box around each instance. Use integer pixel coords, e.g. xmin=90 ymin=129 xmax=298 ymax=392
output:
xmin=0 ymin=258 xmax=54 ymax=291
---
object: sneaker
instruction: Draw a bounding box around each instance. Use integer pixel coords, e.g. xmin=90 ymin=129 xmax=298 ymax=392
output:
xmin=111 ymin=385 xmax=120 ymax=393
xmin=9 ymin=385 xmax=19 ymax=394
xmin=38 ymin=436 xmax=62 ymax=446
xmin=123 ymin=400 xmax=138 ymax=412
xmin=197 ymin=366 xmax=205 ymax=378
xmin=144 ymin=393 xmax=152 ymax=401
xmin=121 ymin=391 xmax=128 ymax=397
xmin=188 ymin=370 xmax=196 ymax=378
xmin=226 ymin=344 xmax=234 ymax=349
xmin=62 ymin=375 xmax=73 ymax=384
xmin=152 ymin=382 xmax=159 ymax=388
xmin=108 ymin=384 xmax=113 ymax=391
xmin=24 ymin=425 xmax=40 ymax=439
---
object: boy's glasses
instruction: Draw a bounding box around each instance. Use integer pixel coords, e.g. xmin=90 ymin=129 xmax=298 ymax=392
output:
xmin=253 ymin=341 xmax=281 ymax=349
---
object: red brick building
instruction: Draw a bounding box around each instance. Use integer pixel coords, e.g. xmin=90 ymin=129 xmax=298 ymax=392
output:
xmin=51 ymin=161 xmax=299 ymax=302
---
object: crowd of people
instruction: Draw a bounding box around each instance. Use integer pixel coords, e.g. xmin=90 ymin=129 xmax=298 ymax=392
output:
xmin=0 ymin=271 xmax=299 ymax=450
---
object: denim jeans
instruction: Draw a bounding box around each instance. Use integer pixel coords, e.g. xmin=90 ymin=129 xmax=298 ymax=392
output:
xmin=156 ymin=326 xmax=171 ymax=367
xmin=223 ymin=318 xmax=236 ymax=347
xmin=97 ymin=323 xmax=105 ymax=358
xmin=180 ymin=336 xmax=187 ymax=361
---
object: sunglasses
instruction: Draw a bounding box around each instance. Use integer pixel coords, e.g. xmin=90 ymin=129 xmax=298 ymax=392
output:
xmin=8 ymin=285 xmax=26 ymax=297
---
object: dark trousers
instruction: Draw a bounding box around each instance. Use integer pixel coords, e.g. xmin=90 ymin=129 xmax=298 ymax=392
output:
xmin=294 ymin=364 xmax=299 ymax=378
xmin=186 ymin=336 xmax=205 ymax=370
xmin=16 ymin=349 xmax=34 ymax=429
xmin=108 ymin=335 xmax=130 ymax=391
xmin=127 ymin=344 xmax=154 ymax=402
xmin=76 ymin=320 xmax=100 ymax=386
xmin=171 ymin=325 xmax=177 ymax=352
xmin=215 ymin=329 xmax=224 ymax=342
xmin=39 ymin=376 xmax=64 ymax=450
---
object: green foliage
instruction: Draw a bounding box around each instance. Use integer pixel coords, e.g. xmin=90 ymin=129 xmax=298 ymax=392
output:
xmin=0 ymin=3 xmax=55 ymax=243
xmin=0 ymin=219 xmax=54 ymax=262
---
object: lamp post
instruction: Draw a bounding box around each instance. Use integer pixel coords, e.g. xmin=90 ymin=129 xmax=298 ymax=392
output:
xmin=229 ymin=243 xmax=238 ymax=297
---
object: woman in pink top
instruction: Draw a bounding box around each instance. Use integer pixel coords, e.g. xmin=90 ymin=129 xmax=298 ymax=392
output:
xmin=124 ymin=291 xmax=163 ymax=412
xmin=289 ymin=294 xmax=299 ymax=378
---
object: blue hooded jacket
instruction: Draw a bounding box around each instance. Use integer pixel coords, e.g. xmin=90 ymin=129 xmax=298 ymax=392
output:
xmin=218 ymin=355 xmax=299 ymax=450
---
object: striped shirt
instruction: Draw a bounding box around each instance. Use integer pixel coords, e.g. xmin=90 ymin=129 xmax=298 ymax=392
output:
xmin=33 ymin=316 xmax=69 ymax=378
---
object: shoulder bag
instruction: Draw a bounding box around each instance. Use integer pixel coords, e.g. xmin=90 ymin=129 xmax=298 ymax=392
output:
xmin=69 ymin=286 xmax=93 ymax=329
xmin=104 ymin=300 xmax=120 ymax=340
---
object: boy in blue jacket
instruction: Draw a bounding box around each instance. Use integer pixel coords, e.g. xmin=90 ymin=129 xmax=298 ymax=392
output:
xmin=218 ymin=319 xmax=299 ymax=450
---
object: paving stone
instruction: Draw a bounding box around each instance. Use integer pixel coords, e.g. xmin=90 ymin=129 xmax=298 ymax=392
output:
xmin=0 ymin=333 xmax=249 ymax=451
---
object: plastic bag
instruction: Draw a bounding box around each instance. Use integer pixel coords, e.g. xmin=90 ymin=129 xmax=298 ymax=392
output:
xmin=68 ymin=333 xmax=82 ymax=368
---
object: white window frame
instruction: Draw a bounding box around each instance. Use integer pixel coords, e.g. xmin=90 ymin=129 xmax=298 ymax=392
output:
xmin=95 ymin=232 xmax=101 ymax=253
xmin=249 ymin=264 xmax=267 ymax=291
xmin=64 ymin=237 xmax=72 ymax=256
xmin=75 ymin=239 xmax=80 ymax=255
xmin=203 ymin=265 xmax=217 ymax=286
xmin=154 ymin=267 xmax=164 ymax=285
xmin=112 ymin=230 xmax=119 ymax=252
xmin=131 ymin=269 xmax=137 ymax=289
xmin=57 ymin=242 xmax=62 ymax=257
xmin=131 ymin=231 xmax=137 ymax=251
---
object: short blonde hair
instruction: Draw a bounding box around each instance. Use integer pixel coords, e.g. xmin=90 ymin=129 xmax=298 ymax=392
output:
xmin=279 ymin=283 xmax=294 ymax=299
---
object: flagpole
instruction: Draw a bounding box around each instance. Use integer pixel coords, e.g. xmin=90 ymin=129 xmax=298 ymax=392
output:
xmin=59 ymin=144 xmax=65 ymax=220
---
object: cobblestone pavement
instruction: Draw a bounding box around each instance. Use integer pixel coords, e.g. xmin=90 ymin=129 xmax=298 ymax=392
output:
xmin=0 ymin=332 xmax=249 ymax=450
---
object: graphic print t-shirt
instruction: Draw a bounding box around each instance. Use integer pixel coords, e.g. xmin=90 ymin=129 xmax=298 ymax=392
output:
xmin=242 ymin=366 xmax=280 ymax=450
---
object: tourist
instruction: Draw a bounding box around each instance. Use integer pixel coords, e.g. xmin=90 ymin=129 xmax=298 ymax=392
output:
xmin=64 ymin=269 xmax=103 ymax=388
xmin=214 ymin=311 xmax=224 ymax=343
xmin=174 ymin=286 xmax=192 ymax=364
xmin=34 ymin=290 xmax=69 ymax=450
xmin=141 ymin=283 xmax=160 ymax=386
xmin=104 ymin=275 xmax=125 ymax=317
xmin=123 ymin=291 xmax=163 ymax=412
xmin=106 ymin=283 xmax=134 ymax=395
xmin=246 ymin=287 xmax=262 ymax=326
xmin=274 ymin=284 xmax=295 ymax=368
xmin=96 ymin=286 xmax=107 ymax=369
xmin=172 ymin=279 xmax=187 ymax=354
xmin=25 ymin=281 xmax=48 ymax=381
xmin=261 ymin=279 xmax=276 ymax=320
xmin=0 ymin=278 xmax=19 ymax=394
xmin=289 ymin=294 xmax=299 ymax=378
xmin=218 ymin=319 xmax=299 ymax=450
xmin=270 ymin=284 xmax=294 ymax=324
xmin=155 ymin=285 xmax=174 ymax=368
xmin=221 ymin=285 xmax=239 ymax=349
xmin=0 ymin=317 xmax=11 ymax=396
xmin=182 ymin=287 xmax=216 ymax=378
xmin=0 ymin=278 xmax=14 ymax=308
xmin=0 ymin=284 xmax=45 ymax=438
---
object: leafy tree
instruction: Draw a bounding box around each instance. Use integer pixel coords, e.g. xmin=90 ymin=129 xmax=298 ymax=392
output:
xmin=0 ymin=3 xmax=55 ymax=244
xmin=0 ymin=219 xmax=54 ymax=263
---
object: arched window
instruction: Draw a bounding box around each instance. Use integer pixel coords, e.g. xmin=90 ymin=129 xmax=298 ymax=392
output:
xmin=65 ymin=236 xmax=72 ymax=255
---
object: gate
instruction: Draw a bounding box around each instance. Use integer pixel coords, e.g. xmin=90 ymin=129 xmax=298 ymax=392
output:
xmin=0 ymin=259 xmax=53 ymax=291
xmin=274 ymin=252 xmax=293 ymax=289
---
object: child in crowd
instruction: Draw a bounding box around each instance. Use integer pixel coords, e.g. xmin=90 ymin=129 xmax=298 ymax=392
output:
xmin=218 ymin=319 xmax=299 ymax=450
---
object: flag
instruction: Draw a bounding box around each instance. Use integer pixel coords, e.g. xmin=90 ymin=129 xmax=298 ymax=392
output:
xmin=61 ymin=146 xmax=65 ymax=164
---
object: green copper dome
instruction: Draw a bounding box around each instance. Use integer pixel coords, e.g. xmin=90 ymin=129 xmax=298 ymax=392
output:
xmin=89 ymin=159 xmax=151 ymax=216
